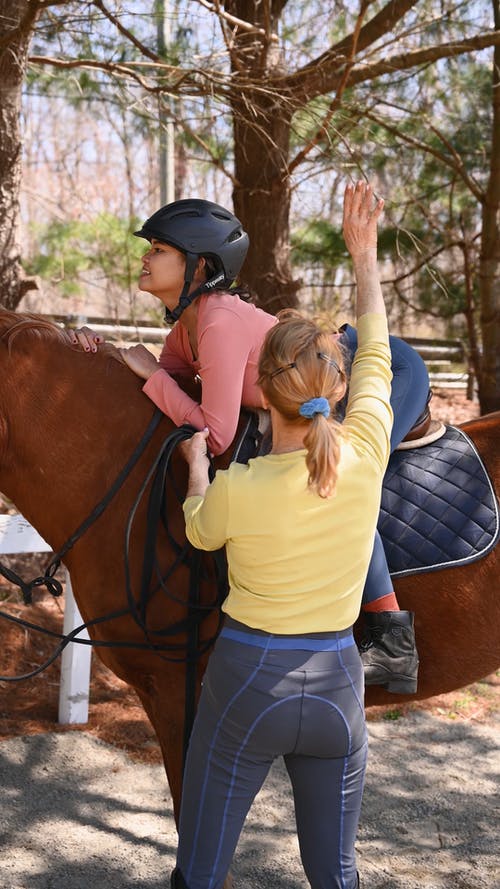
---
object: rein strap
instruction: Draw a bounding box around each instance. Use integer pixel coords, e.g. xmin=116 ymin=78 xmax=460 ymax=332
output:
xmin=0 ymin=418 xmax=228 ymax=697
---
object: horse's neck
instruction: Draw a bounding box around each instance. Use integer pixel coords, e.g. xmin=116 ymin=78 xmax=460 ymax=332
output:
xmin=0 ymin=342 xmax=161 ymax=551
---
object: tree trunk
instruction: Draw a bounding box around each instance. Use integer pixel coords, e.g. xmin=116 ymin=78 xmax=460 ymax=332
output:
xmin=477 ymin=1 xmax=500 ymax=413
xmin=228 ymin=1 xmax=300 ymax=313
xmin=232 ymin=96 xmax=300 ymax=312
xmin=0 ymin=1 xmax=40 ymax=309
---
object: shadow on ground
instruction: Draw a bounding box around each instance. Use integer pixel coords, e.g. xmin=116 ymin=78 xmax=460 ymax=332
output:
xmin=0 ymin=708 xmax=498 ymax=889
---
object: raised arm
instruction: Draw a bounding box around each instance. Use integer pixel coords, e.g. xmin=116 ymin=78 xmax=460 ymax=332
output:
xmin=342 ymin=181 xmax=385 ymax=319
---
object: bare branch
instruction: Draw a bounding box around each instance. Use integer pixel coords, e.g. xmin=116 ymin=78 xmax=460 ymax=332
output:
xmin=288 ymin=4 xmax=369 ymax=174
xmin=329 ymin=0 xmax=420 ymax=58
xmin=291 ymin=0 xmax=420 ymax=99
xmin=175 ymin=115 xmax=240 ymax=187
xmin=284 ymin=28 xmax=500 ymax=105
xmin=27 ymin=52 xmax=301 ymax=107
xmin=347 ymin=31 xmax=500 ymax=90
xmin=195 ymin=0 xmax=278 ymax=39
xmin=27 ymin=53 xmax=226 ymax=95
xmin=91 ymin=0 xmax=160 ymax=63
xmin=382 ymin=238 xmax=466 ymax=286
xmin=304 ymin=232 xmax=465 ymax=297
xmin=363 ymin=108 xmax=485 ymax=203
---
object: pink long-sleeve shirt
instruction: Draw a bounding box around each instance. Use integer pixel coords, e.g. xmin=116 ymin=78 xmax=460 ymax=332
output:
xmin=142 ymin=292 xmax=277 ymax=455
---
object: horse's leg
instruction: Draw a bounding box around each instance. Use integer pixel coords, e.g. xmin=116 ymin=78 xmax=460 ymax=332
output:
xmin=135 ymin=686 xmax=234 ymax=889
xmin=134 ymin=684 xmax=185 ymax=823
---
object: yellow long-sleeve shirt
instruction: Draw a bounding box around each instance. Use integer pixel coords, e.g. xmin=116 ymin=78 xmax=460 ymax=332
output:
xmin=183 ymin=313 xmax=393 ymax=633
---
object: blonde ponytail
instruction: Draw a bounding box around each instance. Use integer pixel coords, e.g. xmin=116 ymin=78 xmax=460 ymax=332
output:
xmin=258 ymin=311 xmax=347 ymax=498
xmin=303 ymin=414 xmax=342 ymax=498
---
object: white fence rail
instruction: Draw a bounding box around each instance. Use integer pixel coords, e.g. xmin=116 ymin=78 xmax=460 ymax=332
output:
xmin=51 ymin=314 xmax=471 ymax=390
xmin=51 ymin=313 xmax=168 ymax=344
xmin=0 ymin=514 xmax=91 ymax=724
xmin=404 ymin=336 xmax=470 ymax=391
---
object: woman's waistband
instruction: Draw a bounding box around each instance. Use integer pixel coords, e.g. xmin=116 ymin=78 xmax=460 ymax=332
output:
xmin=221 ymin=617 xmax=355 ymax=652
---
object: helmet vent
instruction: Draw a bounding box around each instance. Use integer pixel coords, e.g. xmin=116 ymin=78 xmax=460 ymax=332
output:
xmin=171 ymin=210 xmax=200 ymax=220
xmin=228 ymin=230 xmax=242 ymax=242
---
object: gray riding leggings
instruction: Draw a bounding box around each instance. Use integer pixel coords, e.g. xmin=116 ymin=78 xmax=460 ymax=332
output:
xmin=176 ymin=619 xmax=367 ymax=889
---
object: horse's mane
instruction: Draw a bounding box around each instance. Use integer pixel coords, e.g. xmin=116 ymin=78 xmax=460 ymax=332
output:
xmin=0 ymin=308 xmax=206 ymax=419
xmin=0 ymin=308 xmax=67 ymax=345
xmin=0 ymin=308 xmax=122 ymax=362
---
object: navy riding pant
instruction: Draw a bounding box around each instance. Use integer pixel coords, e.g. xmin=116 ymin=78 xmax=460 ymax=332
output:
xmin=176 ymin=619 xmax=366 ymax=889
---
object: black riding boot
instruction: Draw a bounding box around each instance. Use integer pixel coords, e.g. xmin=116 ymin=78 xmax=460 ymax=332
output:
xmin=360 ymin=610 xmax=419 ymax=694
xmin=170 ymin=867 xmax=189 ymax=889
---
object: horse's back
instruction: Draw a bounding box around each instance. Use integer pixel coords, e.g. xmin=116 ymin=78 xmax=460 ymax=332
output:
xmin=364 ymin=410 xmax=500 ymax=706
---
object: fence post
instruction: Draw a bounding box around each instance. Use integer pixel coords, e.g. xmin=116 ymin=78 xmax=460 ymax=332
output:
xmin=58 ymin=573 xmax=91 ymax=724
xmin=0 ymin=514 xmax=91 ymax=724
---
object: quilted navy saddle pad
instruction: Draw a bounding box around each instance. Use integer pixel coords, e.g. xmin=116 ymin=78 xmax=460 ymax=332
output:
xmin=378 ymin=425 xmax=500 ymax=577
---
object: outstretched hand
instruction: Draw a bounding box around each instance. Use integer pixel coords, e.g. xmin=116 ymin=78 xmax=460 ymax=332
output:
xmin=342 ymin=181 xmax=384 ymax=262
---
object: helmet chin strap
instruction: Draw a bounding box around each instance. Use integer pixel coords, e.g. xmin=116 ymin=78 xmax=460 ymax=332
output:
xmin=164 ymin=252 xmax=227 ymax=324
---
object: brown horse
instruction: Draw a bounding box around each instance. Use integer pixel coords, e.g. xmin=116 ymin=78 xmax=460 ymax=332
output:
xmin=0 ymin=307 xmax=499 ymax=822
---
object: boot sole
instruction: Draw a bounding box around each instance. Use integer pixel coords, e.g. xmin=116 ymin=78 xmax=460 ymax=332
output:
xmin=386 ymin=677 xmax=418 ymax=694
xmin=365 ymin=675 xmax=418 ymax=694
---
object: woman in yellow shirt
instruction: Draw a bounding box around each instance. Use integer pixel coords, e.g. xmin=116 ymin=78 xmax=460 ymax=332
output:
xmin=171 ymin=182 xmax=390 ymax=889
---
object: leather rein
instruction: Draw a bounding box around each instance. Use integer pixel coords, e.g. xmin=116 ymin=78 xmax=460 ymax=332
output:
xmin=0 ymin=409 xmax=228 ymax=687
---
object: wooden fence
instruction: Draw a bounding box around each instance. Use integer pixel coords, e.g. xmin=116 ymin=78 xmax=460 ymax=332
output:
xmin=403 ymin=335 xmax=470 ymax=391
xmin=52 ymin=313 xmax=471 ymax=390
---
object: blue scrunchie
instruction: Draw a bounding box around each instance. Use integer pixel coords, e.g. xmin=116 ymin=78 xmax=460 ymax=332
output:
xmin=299 ymin=396 xmax=331 ymax=419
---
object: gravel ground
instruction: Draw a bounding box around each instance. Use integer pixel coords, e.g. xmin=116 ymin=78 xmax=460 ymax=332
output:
xmin=0 ymin=708 xmax=498 ymax=889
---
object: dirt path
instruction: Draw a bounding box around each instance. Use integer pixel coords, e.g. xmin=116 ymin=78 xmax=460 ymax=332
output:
xmin=0 ymin=704 xmax=498 ymax=889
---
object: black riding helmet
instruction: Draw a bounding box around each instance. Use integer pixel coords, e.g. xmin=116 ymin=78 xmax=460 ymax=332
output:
xmin=134 ymin=198 xmax=249 ymax=324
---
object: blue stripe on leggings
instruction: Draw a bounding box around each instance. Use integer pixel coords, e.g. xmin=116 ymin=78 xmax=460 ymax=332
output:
xmin=211 ymin=692 xmax=355 ymax=888
xmin=184 ymin=638 xmax=273 ymax=886
xmin=220 ymin=627 xmax=354 ymax=651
